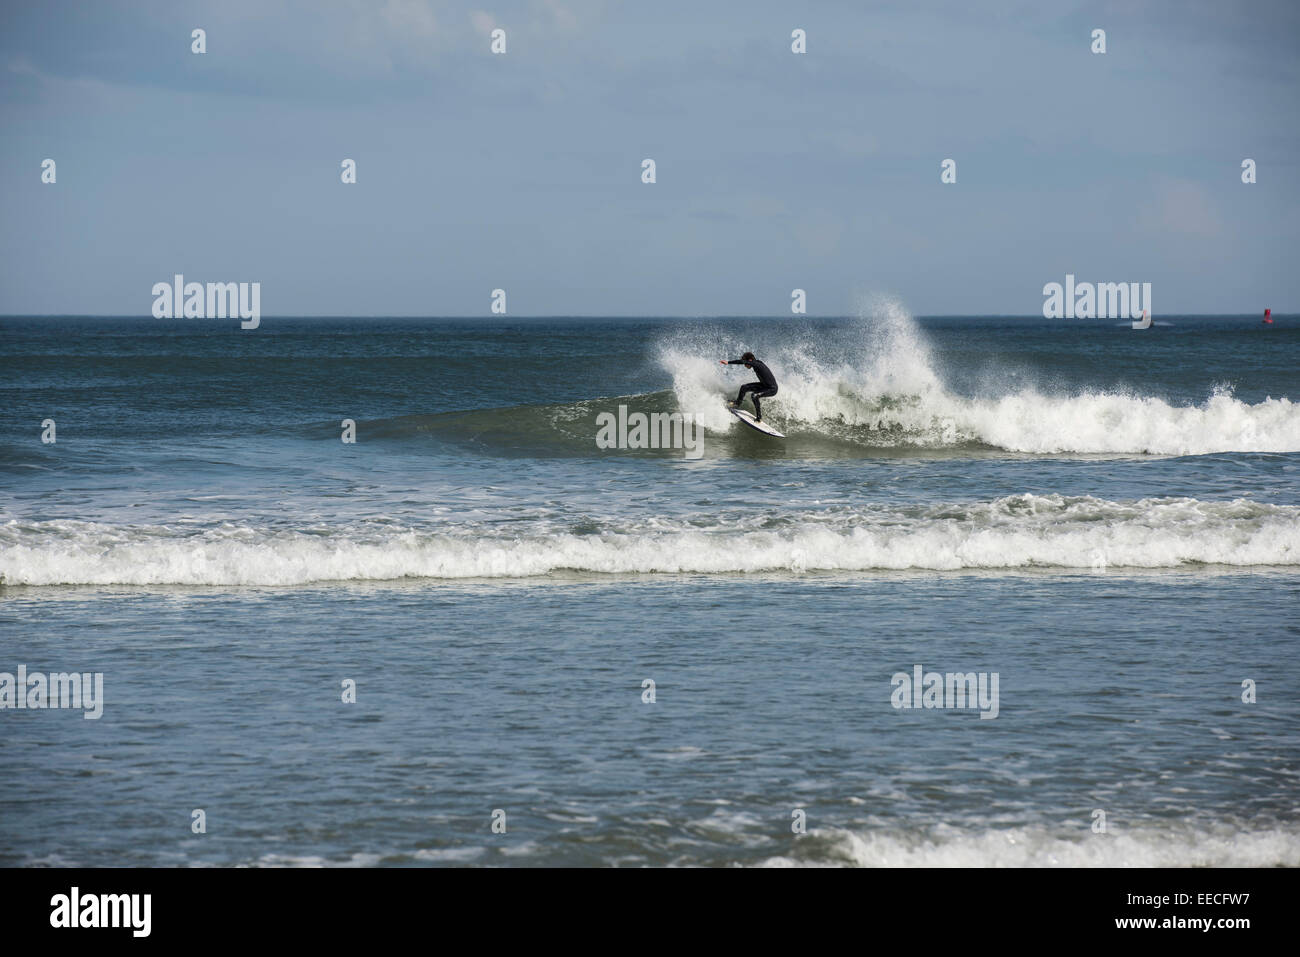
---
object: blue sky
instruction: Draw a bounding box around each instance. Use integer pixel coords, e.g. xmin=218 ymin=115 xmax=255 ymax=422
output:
xmin=2 ymin=0 xmax=1297 ymax=316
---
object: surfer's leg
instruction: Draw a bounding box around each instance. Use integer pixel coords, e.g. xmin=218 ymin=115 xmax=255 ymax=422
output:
xmin=736 ymin=382 xmax=757 ymax=408
xmin=752 ymin=387 xmax=777 ymax=421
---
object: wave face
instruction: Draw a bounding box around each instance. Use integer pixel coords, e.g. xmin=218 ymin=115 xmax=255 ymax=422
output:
xmin=657 ymin=298 xmax=1300 ymax=454
xmin=3 ymin=495 xmax=1295 ymax=585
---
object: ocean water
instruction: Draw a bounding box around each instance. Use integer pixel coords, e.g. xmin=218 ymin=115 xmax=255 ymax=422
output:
xmin=1 ymin=308 xmax=1297 ymax=867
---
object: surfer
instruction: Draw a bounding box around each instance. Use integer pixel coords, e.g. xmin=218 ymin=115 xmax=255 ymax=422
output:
xmin=720 ymin=352 xmax=778 ymax=421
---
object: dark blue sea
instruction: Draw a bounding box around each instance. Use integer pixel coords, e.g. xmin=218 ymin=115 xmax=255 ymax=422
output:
xmin=1 ymin=309 xmax=1297 ymax=865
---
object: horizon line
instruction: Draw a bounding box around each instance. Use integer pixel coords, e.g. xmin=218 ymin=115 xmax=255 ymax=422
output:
xmin=0 ymin=312 xmax=1288 ymax=321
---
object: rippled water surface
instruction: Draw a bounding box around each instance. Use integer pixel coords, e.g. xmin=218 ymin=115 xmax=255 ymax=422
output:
xmin=2 ymin=313 xmax=1297 ymax=865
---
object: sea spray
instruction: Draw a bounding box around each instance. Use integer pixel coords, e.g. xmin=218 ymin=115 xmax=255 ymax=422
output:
xmin=654 ymin=299 xmax=1300 ymax=454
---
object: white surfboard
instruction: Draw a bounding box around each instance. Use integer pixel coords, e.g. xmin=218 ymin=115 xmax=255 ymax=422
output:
xmin=728 ymin=406 xmax=785 ymax=438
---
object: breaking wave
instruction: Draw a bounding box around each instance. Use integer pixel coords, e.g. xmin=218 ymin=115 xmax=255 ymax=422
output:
xmin=759 ymin=822 xmax=1300 ymax=867
xmin=658 ymin=297 xmax=1300 ymax=454
xmin=2 ymin=494 xmax=1295 ymax=585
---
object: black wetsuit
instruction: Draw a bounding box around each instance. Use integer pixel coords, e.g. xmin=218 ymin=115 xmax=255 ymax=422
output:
xmin=727 ymin=358 xmax=778 ymax=419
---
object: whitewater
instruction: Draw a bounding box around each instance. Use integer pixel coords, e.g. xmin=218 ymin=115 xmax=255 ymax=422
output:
xmin=661 ymin=298 xmax=1300 ymax=455
xmin=2 ymin=495 xmax=1296 ymax=586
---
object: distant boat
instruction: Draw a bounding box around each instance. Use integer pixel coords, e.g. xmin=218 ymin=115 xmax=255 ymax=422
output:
xmin=1263 ymin=308 xmax=1273 ymax=325
xmin=1131 ymin=309 xmax=1152 ymax=330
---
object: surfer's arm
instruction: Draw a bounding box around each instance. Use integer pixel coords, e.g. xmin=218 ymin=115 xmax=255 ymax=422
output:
xmin=722 ymin=359 xmax=746 ymax=365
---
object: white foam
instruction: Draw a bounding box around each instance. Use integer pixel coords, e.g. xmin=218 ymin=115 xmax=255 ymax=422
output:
xmin=659 ymin=298 xmax=1300 ymax=454
xmin=251 ymin=851 xmax=385 ymax=868
xmin=1 ymin=494 xmax=1295 ymax=585
xmin=760 ymin=823 xmax=1300 ymax=867
xmin=411 ymin=846 xmax=486 ymax=862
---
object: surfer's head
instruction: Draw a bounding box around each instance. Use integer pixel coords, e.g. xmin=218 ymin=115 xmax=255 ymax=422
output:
xmin=741 ymin=351 xmax=755 ymax=364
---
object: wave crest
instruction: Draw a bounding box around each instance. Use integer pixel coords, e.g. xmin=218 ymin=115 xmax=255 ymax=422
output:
xmin=657 ymin=299 xmax=1300 ymax=454
xmin=2 ymin=495 xmax=1294 ymax=585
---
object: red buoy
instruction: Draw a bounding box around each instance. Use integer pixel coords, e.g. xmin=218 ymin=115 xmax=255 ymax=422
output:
xmin=1263 ymin=308 xmax=1273 ymax=325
